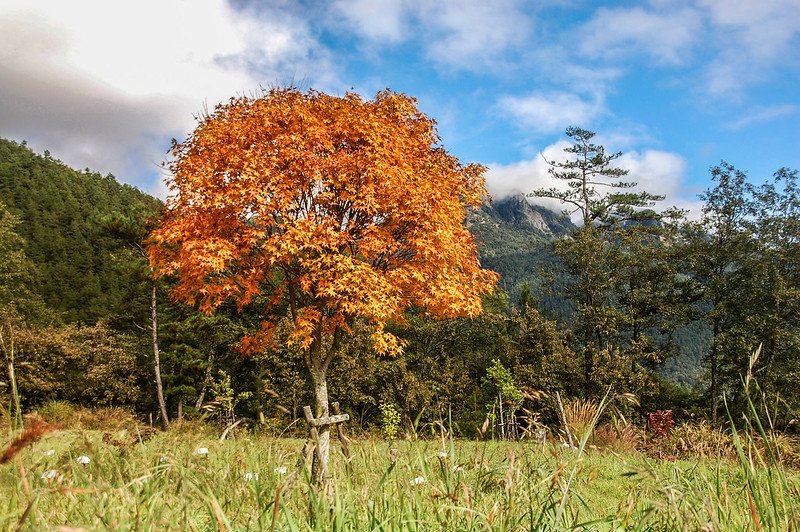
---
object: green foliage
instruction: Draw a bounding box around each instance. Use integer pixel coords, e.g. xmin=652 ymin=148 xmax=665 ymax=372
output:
xmin=14 ymin=321 xmax=142 ymax=408
xmin=484 ymin=359 xmax=523 ymax=409
xmin=4 ymin=133 xmax=800 ymax=440
xmin=206 ymin=370 xmax=252 ymax=426
xmin=379 ymin=401 xmax=401 ymax=440
xmin=529 ymin=128 xmax=690 ymax=401
xmin=0 ymin=138 xmax=162 ymax=323
xmin=681 ymin=162 xmax=800 ymax=423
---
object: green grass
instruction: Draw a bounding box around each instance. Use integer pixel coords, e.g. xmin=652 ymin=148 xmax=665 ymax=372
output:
xmin=2 ymin=426 xmax=799 ymax=530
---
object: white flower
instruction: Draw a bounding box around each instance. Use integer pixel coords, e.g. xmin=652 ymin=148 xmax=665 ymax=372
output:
xmin=410 ymin=476 xmax=426 ymax=486
xmin=244 ymin=472 xmax=259 ymax=481
xmin=274 ymin=466 xmax=288 ymax=475
xmin=437 ymin=452 xmax=448 ymax=458
xmin=159 ymin=456 xmax=169 ymax=463
xmin=43 ymin=449 xmax=55 ymax=457
xmin=195 ymin=447 xmax=209 ymax=455
xmin=41 ymin=469 xmax=58 ymax=480
xmin=76 ymin=455 xmax=91 ymax=465
xmin=452 ymin=465 xmax=464 ymax=472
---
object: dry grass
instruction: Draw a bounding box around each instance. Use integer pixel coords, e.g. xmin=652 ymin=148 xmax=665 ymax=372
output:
xmin=34 ymin=401 xmax=139 ymax=430
xmin=0 ymin=415 xmax=60 ymax=465
xmin=593 ymin=421 xmax=643 ymax=453
xmin=563 ymin=399 xmax=599 ymax=441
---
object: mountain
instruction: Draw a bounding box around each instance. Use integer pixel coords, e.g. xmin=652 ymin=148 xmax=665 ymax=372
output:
xmin=0 ymin=138 xmax=162 ymax=323
xmin=467 ymin=193 xmax=573 ymax=305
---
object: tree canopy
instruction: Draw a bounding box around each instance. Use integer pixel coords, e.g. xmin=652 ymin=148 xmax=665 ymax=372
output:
xmin=149 ymin=88 xmax=497 ymax=357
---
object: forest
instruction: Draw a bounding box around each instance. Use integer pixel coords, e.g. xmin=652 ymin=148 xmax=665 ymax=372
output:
xmin=1 ymin=121 xmax=799 ymax=439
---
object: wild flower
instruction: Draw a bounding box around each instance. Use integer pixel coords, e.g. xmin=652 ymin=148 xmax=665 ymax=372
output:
xmin=195 ymin=447 xmax=209 ymax=456
xmin=274 ymin=466 xmax=287 ymax=475
xmin=244 ymin=472 xmax=259 ymax=481
xmin=43 ymin=449 xmax=55 ymax=456
xmin=41 ymin=469 xmax=58 ymax=480
xmin=410 ymin=476 xmax=426 ymax=486
xmin=437 ymin=451 xmax=448 ymax=458
xmin=76 ymin=455 xmax=91 ymax=465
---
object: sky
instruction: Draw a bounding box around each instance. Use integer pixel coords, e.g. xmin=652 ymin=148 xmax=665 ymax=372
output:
xmin=1 ymin=0 xmax=799 ymax=217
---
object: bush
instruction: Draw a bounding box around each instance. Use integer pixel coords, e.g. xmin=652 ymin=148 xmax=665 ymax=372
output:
xmin=593 ymin=421 xmax=643 ymax=453
xmin=34 ymin=401 xmax=139 ymax=430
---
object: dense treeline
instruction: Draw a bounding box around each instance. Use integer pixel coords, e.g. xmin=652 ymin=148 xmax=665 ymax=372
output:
xmin=1 ymin=134 xmax=798 ymax=435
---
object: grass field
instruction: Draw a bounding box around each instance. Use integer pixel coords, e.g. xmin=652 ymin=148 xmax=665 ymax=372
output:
xmin=2 ymin=419 xmax=799 ymax=531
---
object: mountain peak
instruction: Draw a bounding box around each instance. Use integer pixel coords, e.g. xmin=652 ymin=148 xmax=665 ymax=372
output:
xmin=493 ymin=193 xmax=556 ymax=235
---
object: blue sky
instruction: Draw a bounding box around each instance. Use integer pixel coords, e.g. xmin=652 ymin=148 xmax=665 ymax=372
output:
xmin=1 ymin=0 xmax=798 ymax=216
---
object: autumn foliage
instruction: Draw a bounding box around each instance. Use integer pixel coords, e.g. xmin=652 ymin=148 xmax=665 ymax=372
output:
xmin=148 ymin=88 xmax=497 ymax=358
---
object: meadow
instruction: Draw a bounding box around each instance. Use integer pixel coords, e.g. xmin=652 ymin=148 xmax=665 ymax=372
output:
xmin=2 ymin=409 xmax=799 ymax=531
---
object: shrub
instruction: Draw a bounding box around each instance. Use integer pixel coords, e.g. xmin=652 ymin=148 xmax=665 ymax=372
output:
xmin=648 ymin=410 xmax=675 ymax=439
xmin=379 ymin=402 xmax=401 ymax=440
xmin=593 ymin=421 xmax=643 ymax=453
xmin=34 ymin=401 xmax=138 ymax=430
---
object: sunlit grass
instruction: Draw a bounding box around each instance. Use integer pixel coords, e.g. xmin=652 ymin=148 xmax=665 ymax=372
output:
xmin=2 ymin=424 xmax=799 ymax=530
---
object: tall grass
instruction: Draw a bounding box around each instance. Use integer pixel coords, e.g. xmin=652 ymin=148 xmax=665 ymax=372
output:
xmin=2 ymin=358 xmax=798 ymax=530
xmin=2 ymin=419 xmax=798 ymax=530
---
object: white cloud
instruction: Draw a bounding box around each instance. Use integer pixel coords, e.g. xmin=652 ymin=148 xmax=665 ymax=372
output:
xmin=579 ymin=7 xmax=702 ymax=65
xmin=699 ymin=0 xmax=800 ymax=96
xmin=617 ymin=150 xmax=688 ymax=200
xmin=574 ymin=0 xmax=800 ymax=97
xmin=485 ymin=141 xmax=570 ymax=209
xmin=498 ymin=92 xmax=605 ymax=134
xmin=419 ymin=0 xmax=532 ymax=68
xmin=0 ymin=0 xmax=337 ymax=195
xmin=725 ymin=104 xmax=798 ymax=129
xmin=331 ymin=0 xmax=409 ymax=43
xmin=330 ymin=0 xmax=532 ymax=69
xmin=486 ymin=142 xmax=701 ymax=222
xmin=699 ymin=0 xmax=800 ymax=60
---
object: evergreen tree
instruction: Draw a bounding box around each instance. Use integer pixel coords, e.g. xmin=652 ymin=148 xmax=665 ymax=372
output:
xmin=530 ymin=127 xmax=685 ymax=398
xmin=683 ymin=162 xmax=756 ymax=423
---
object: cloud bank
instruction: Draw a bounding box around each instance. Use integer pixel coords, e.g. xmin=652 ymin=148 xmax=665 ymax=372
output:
xmin=486 ymin=142 xmax=701 ymax=222
xmin=0 ymin=0 xmax=336 ymax=195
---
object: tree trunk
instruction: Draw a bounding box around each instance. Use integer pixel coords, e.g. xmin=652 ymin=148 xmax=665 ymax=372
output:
xmin=151 ymin=280 xmax=170 ymax=430
xmin=710 ymin=318 xmax=720 ymax=426
xmin=309 ymin=362 xmax=331 ymax=487
xmin=195 ymin=350 xmax=214 ymax=409
xmin=1 ymin=325 xmax=22 ymax=429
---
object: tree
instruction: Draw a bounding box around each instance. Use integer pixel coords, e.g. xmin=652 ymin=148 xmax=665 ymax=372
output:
xmin=103 ymin=210 xmax=170 ymax=429
xmin=529 ymin=127 xmax=682 ymax=397
xmin=529 ymin=127 xmax=663 ymax=228
xmin=746 ymin=168 xmax=800 ymax=417
xmin=0 ymin=203 xmax=45 ymax=428
xmin=149 ymin=88 xmax=498 ymax=483
xmin=683 ymin=162 xmax=756 ymax=423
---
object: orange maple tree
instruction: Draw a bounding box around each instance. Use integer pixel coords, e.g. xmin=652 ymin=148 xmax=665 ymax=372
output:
xmin=148 ymin=88 xmax=497 ymax=479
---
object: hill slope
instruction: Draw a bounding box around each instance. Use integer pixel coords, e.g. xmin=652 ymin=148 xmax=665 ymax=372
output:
xmin=0 ymin=138 xmax=162 ymax=323
xmin=467 ymin=193 xmax=573 ymax=307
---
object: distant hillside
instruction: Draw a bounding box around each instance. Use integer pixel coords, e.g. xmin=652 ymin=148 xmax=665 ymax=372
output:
xmin=467 ymin=193 xmax=573 ymax=306
xmin=467 ymin=193 xmax=706 ymax=387
xmin=0 ymin=138 xmax=162 ymax=323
